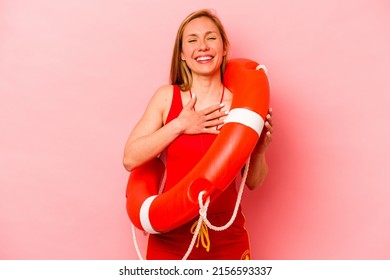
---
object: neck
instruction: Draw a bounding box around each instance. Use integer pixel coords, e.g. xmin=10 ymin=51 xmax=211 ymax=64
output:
xmin=191 ymin=72 xmax=223 ymax=98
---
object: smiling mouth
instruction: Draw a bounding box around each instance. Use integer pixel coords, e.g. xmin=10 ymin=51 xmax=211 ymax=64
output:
xmin=196 ymin=56 xmax=214 ymax=62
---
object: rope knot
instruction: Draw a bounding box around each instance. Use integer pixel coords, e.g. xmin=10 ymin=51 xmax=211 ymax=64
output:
xmin=199 ymin=208 xmax=207 ymax=218
xmin=198 ymin=191 xmax=210 ymax=218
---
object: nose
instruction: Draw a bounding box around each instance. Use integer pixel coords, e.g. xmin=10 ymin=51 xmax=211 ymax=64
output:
xmin=198 ymin=39 xmax=209 ymax=51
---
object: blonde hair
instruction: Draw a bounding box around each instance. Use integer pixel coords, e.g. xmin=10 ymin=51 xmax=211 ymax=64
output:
xmin=170 ymin=9 xmax=230 ymax=91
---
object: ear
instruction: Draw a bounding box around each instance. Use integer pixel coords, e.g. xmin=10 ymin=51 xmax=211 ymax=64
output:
xmin=223 ymin=46 xmax=229 ymax=57
xmin=181 ymin=53 xmax=186 ymax=61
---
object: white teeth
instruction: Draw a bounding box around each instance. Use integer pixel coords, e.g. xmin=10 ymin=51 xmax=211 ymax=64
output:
xmin=196 ymin=56 xmax=212 ymax=61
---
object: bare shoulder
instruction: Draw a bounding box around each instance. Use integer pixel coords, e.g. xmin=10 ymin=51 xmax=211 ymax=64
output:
xmin=150 ymin=84 xmax=174 ymax=123
xmin=128 ymin=85 xmax=173 ymax=140
xmin=152 ymin=84 xmax=174 ymax=105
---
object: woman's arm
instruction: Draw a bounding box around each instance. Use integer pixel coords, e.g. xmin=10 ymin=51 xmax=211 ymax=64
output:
xmin=123 ymin=85 xmax=178 ymax=171
xmin=245 ymin=108 xmax=273 ymax=190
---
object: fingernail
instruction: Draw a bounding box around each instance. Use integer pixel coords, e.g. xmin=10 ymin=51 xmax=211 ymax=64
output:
xmin=220 ymin=103 xmax=225 ymax=107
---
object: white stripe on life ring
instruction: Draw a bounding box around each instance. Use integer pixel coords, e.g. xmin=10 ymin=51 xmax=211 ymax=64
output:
xmin=140 ymin=195 xmax=160 ymax=234
xmin=224 ymin=108 xmax=264 ymax=136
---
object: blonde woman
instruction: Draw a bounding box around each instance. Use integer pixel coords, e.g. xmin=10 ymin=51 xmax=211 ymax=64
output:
xmin=123 ymin=9 xmax=273 ymax=260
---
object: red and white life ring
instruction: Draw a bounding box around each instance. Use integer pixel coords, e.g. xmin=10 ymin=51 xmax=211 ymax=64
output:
xmin=126 ymin=58 xmax=270 ymax=234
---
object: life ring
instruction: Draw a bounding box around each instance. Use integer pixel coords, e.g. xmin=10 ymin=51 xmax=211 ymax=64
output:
xmin=126 ymin=58 xmax=270 ymax=234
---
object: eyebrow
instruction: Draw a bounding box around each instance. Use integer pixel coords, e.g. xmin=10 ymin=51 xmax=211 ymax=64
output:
xmin=185 ymin=31 xmax=218 ymax=38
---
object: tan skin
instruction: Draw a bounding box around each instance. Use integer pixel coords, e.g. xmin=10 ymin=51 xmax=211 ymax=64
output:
xmin=123 ymin=17 xmax=273 ymax=190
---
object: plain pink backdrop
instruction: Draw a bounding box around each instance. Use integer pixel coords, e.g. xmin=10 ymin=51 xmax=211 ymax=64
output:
xmin=1 ymin=0 xmax=389 ymax=259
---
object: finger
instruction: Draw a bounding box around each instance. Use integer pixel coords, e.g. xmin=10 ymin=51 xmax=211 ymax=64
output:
xmin=184 ymin=94 xmax=197 ymax=109
xmin=266 ymin=113 xmax=273 ymax=126
xmin=260 ymin=131 xmax=272 ymax=150
xmin=265 ymin=121 xmax=273 ymax=134
xmin=205 ymin=118 xmax=225 ymax=128
xmin=265 ymin=132 xmax=272 ymax=146
xmin=203 ymin=128 xmax=220 ymax=135
xmin=205 ymin=109 xmax=229 ymax=121
xmin=201 ymin=103 xmax=225 ymax=115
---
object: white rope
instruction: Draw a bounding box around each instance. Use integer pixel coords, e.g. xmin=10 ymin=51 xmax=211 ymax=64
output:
xmin=131 ymin=224 xmax=145 ymax=260
xmin=201 ymin=157 xmax=250 ymax=231
xmin=182 ymin=157 xmax=250 ymax=259
xmin=182 ymin=212 xmax=204 ymax=259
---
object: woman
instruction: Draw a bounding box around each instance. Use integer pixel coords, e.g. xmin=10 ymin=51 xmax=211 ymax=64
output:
xmin=123 ymin=9 xmax=273 ymax=260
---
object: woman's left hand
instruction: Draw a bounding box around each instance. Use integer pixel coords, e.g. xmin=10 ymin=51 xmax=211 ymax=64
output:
xmin=253 ymin=108 xmax=273 ymax=155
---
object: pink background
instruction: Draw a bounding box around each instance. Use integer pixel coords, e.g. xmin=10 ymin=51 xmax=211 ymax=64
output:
xmin=1 ymin=0 xmax=389 ymax=259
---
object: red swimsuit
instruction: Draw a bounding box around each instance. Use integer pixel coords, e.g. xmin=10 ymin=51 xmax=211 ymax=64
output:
xmin=146 ymin=85 xmax=250 ymax=260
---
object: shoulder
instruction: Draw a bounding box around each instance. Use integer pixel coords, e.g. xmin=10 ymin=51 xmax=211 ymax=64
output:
xmin=152 ymin=84 xmax=174 ymax=104
xmin=146 ymin=84 xmax=175 ymax=122
xmin=144 ymin=84 xmax=171 ymax=105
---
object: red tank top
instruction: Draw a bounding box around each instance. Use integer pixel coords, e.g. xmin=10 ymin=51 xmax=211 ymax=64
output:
xmin=164 ymin=85 xmax=239 ymax=215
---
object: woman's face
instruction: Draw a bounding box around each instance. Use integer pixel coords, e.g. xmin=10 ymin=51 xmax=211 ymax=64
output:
xmin=181 ymin=16 xmax=227 ymax=78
